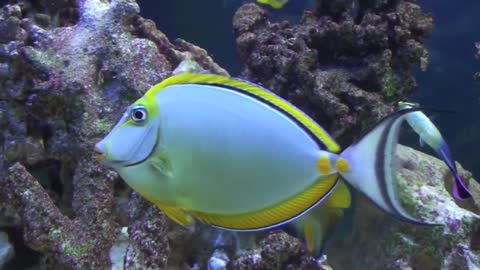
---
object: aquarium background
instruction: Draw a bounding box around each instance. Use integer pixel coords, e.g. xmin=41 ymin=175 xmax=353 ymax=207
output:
xmin=139 ymin=0 xmax=480 ymax=180
xmin=0 ymin=1 xmax=478 ymax=269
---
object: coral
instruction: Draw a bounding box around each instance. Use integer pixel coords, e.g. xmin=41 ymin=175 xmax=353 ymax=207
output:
xmin=230 ymin=231 xmax=324 ymax=270
xmin=233 ymin=1 xmax=433 ymax=143
xmin=124 ymin=205 xmax=170 ymax=269
xmin=328 ymin=145 xmax=480 ymax=270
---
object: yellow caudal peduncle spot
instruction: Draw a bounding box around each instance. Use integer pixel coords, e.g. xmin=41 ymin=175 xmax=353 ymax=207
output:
xmin=316 ymin=156 xmax=332 ymax=174
xmin=335 ymin=158 xmax=350 ymax=173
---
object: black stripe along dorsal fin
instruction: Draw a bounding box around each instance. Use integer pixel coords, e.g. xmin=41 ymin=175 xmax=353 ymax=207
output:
xmin=146 ymin=73 xmax=341 ymax=153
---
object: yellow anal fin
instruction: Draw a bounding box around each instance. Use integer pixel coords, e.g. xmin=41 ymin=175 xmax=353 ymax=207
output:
xmin=190 ymin=174 xmax=339 ymax=231
xmin=324 ymin=180 xmax=351 ymax=209
xmin=303 ymin=206 xmax=344 ymax=257
xmin=297 ymin=181 xmax=350 ymax=256
xmin=155 ymin=203 xmax=194 ymax=227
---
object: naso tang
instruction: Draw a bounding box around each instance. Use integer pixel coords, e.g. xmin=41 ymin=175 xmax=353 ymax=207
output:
xmin=95 ymin=73 xmax=437 ymax=233
xmin=398 ymin=101 xmax=472 ymax=200
xmin=256 ymin=0 xmax=289 ymax=9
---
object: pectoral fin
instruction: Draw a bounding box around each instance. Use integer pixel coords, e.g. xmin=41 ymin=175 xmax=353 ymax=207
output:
xmin=149 ymin=151 xmax=174 ymax=178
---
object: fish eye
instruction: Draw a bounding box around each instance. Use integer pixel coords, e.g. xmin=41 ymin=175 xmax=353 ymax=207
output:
xmin=131 ymin=105 xmax=148 ymax=124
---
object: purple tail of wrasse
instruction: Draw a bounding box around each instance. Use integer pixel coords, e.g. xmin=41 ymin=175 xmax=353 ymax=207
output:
xmin=438 ymin=142 xmax=472 ymax=200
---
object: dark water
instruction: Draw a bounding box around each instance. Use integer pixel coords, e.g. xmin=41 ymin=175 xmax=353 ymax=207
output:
xmin=413 ymin=0 xmax=480 ymax=180
xmin=143 ymin=0 xmax=480 ymax=180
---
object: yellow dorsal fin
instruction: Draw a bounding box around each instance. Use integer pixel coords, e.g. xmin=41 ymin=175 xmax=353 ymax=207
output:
xmin=257 ymin=0 xmax=289 ymax=9
xmin=324 ymin=180 xmax=351 ymax=209
xmin=145 ymin=73 xmax=340 ymax=153
xmin=189 ymin=174 xmax=339 ymax=231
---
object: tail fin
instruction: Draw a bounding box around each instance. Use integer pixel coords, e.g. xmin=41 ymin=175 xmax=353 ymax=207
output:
xmin=437 ymin=143 xmax=472 ymax=200
xmin=339 ymin=108 xmax=439 ymax=226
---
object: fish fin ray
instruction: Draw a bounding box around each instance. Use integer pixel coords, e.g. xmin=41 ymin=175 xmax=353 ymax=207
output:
xmin=339 ymin=108 xmax=439 ymax=226
xmin=190 ymin=175 xmax=339 ymax=231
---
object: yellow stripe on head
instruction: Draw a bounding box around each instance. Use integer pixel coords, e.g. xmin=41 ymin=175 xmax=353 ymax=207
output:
xmin=145 ymin=73 xmax=341 ymax=153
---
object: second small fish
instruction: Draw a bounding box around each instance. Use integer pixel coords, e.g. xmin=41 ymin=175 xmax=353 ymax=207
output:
xmin=398 ymin=101 xmax=472 ymax=200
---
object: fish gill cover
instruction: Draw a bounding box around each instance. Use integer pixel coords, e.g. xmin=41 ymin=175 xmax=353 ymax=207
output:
xmin=0 ymin=0 xmax=478 ymax=269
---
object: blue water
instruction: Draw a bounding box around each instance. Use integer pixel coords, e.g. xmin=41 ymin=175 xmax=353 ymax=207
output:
xmin=412 ymin=0 xmax=480 ymax=179
xmin=142 ymin=0 xmax=480 ymax=180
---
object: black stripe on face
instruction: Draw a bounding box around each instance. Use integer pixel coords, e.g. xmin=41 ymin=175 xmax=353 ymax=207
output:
xmin=123 ymin=137 xmax=159 ymax=167
xmin=200 ymin=83 xmax=330 ymax=151
xmin=110 ymin=123 xmax=160 ymax=168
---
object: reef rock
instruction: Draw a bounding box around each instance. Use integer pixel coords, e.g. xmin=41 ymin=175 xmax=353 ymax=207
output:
xmin=233 ymin=1 xmax=433 ymax=144
xmin=328 ymin=145 xmax=480 ymax=270
xmin=0 ymin=0 xmax=226 ymax=269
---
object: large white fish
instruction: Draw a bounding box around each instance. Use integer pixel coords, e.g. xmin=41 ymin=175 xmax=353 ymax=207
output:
xmin=95 ymin=73 xmax=436 ymax=233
